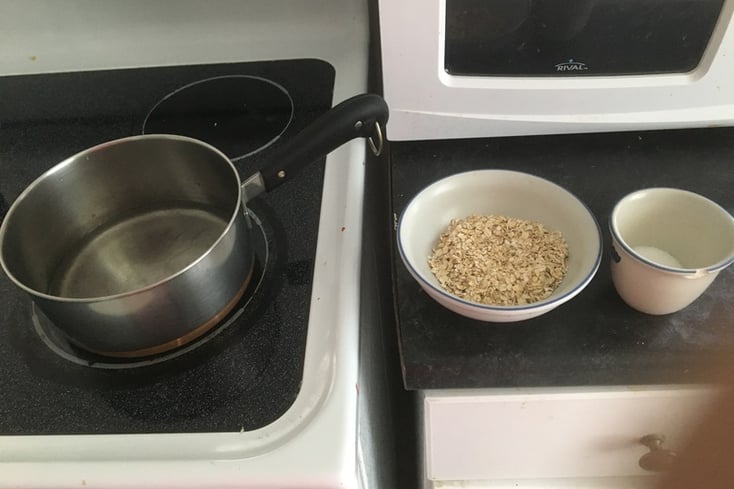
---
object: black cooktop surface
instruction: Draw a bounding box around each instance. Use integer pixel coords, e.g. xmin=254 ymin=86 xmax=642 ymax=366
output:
xmin=0 ymin=59 xmax=335 ymax=434
xmin=391 ymin=128 xmax=734 ymax=390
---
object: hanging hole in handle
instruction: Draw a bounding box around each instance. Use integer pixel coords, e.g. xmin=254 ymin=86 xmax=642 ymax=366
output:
xmin=639 ymin=434 xmax=678 ymax=472
xmin=367 ymin=121 xmax=384 ymax=157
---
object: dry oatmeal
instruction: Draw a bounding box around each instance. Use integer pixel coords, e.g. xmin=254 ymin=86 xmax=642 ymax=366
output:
xmin=428 ymin=215 xmax=568 ymax=306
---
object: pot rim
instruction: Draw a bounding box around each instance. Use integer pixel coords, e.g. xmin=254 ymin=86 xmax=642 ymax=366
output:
xmin=0 ymin=133 xmax=245 ymax=304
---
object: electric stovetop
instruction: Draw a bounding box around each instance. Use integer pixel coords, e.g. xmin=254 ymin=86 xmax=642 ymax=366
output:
xmin=0 ymin=59 xmax=335 ymax=434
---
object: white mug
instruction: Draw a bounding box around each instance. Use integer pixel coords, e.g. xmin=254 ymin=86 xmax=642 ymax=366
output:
xmin=609 ymin=188 xmax=734 ymax=315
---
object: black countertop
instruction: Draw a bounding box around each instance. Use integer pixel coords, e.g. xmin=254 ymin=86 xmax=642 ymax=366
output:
xmin=390 ymin=127 xmax=734 ymax=390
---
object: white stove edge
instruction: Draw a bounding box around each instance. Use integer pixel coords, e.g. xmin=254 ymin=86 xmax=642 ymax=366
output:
xmin=0 ymin=1 xmax=374 ymax=488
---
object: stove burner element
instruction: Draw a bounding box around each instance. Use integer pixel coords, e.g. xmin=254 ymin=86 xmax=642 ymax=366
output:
xmin=142 ymin=75 xmax=294 ymax=161
xmin=32 ymin=211 xmax=270 ymax=369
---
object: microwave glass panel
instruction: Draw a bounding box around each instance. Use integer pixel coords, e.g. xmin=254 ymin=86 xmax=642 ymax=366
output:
xmin=444 ymin=0 xmax=725 ymax=76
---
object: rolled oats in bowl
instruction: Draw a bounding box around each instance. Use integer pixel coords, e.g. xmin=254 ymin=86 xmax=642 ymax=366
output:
xmin=428 ymin=215 xmax=569 ymax=306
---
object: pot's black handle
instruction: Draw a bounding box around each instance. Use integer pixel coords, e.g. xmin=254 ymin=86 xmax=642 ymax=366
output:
xmin=260 ymin=93 xmax=388 ymax=192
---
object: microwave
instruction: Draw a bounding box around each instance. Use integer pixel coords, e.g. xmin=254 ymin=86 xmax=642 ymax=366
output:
xmin=377 ymin=0 xmax=734 ymax=140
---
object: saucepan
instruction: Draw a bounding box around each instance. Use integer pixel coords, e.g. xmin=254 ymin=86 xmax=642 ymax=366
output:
xmin=0 ymin=94 xmax=388 ymax=357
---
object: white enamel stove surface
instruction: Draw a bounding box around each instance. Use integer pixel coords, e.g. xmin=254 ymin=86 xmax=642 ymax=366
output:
xmin=0 ymin=1 xmax=371 ymax=487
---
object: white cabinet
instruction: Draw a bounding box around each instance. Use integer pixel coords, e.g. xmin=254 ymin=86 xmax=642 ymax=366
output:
xmin=422 ymin=386 xmax=717 ymax=487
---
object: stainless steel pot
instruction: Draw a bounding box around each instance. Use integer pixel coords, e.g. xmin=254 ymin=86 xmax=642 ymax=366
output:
xmin=0 ymin=94 xmax=388 ymax=357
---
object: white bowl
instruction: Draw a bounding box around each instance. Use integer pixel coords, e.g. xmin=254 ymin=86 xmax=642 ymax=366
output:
xmin=397 ymin=170 xmax=602 ymax=322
